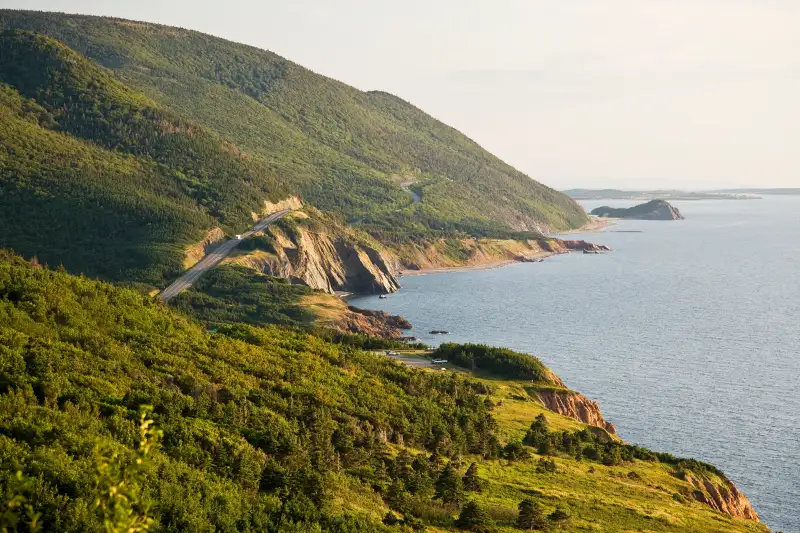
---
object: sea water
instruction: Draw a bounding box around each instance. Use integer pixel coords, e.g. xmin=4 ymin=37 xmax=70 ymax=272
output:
xmin=350 ymin=196 xmax=800 ymax=532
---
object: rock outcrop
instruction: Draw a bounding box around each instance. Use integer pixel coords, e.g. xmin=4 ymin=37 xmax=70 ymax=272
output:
xmin=684 ymin=472 xmax=760 ymax=522
xmin=260 ymin=196 xmax=304 ymax=216
xmin=545 ymin=239 xmax=613 ymax=253
xmin=231 ymin=216 xmax=399 ymax=295
xmin=183 ymin=227 xmax=226 ymax=269
xmin=393 ymin=236 xmax=611 ymax=272
xmin=590 ymin=199 xmax=684 ymax=220
xmin=536 ymin=389 xmax=617 ymax=435
xmin=340 ymin=307 xmax=412 ymax=338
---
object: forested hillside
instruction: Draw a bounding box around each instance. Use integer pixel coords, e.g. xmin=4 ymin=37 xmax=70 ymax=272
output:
xmin=0 ymin=254 xmax=768 ymax=532
xmin=0 ymin=10 xmax=587 ymax=247
xmin=0 ymin=29 xmax=290 ymax=283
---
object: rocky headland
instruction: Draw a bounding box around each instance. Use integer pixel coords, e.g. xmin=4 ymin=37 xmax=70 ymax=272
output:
xmin=591 ymin=199 xmax=684 ymax=220
xmin=535 ymin=388 xmax=617 ymax=435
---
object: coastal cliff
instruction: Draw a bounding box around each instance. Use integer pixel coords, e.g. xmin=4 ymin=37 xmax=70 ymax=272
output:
xmin=591 ymin=199 xmax=684 ymax=220
xmin=536 ymin=389 xmax=617 ymax=435
xmin=394 ymin=236 xmax=611 ymax=273
xmin=684 ymin=472 xmax=761 ymax=522
xmin=300 ymin=293 xmax=413 ymax=338
xmin=533 ymin=385 xmax=763 ymax=523
xmin=229 ymin=210 xmax=400 ymax=294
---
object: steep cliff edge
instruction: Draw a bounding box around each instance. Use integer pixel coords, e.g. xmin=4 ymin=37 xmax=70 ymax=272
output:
xmin=536 ymin=389 xmax=617 ymax=435
xmin=684 ymin=472 xmax=760 ymax=522
xmin=591 ymin=199 xmax=684 ymax=220
xmin=299 ymin=293 xmax=412 ymax=338
xmin=229 ymin=210 xmax=399 ymax=294
xmin=533 ymin=386 xmax=762 ymax=523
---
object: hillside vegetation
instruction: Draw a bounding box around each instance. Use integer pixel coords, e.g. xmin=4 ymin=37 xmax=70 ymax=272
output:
xmin=0 ymin=253 xmax=768 ymax=532
xmin=0 ymin=29 xmax=292 ymax=283
xmin=0 ymin=10 xmax=587 ymax=250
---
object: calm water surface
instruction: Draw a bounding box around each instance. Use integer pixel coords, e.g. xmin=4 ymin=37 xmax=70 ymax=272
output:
xmin=351 ymin=196 xmax=800 ymax=532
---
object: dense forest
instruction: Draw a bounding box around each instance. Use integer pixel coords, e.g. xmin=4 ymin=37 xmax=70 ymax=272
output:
xmin=169 ymin=265 xmax=316 ymax=329
xmin=0 ymin=252 xmax=498 ymax=531
xmin=0 ymin=10 xmax=587 ymax=255
xmin=0 ymin=254 xmax=770 ymax=532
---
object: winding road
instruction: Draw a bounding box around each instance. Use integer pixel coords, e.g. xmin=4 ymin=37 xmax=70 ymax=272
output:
xmin=159 ymin=209 xmax=290 ymax=302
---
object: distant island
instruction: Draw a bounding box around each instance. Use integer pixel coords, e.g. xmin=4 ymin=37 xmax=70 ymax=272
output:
xmin=565 ymin=188 xmax=760 ymax=201
xmin=591 ymin=199 xmax=685 ymax=220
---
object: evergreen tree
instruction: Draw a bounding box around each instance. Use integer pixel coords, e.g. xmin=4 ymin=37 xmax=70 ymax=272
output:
xmin=524 ymin=414 xmax=549 ymax=448
xmin=434 ymin=462 xmax=463 ymax=505
xmin=516 ymin=499 xmax=547 ymax=530
xmin=387 ymin=478 xmax=407 ymax=507
xmin=462 ymin=462 xmax=482 ymax=492
xmin=502 ymin=441 xmax=530 ymax=461
xmin=602 ymin=446 xmax=623 ymax=466
xmin=548 ymin=505 xmax=571 ymax=524
xmin=536 ymin=458 xmax=558 ymax=474
xmin=455 ymin=500 xmax=491 ymax=532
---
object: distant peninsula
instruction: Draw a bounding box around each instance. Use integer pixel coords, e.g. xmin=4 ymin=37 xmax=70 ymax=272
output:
xmin=591 ymin=199 xmax=685 ymax=220
xmin=565 ymin=189 xmax=760 ymax=201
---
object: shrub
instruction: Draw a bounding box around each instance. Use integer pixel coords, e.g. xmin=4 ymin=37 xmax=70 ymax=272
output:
xmin=516 ymin=499 xmax=547 ymax=530
xmin=433 ymin=344 xmax=553 ymax=382
xmin=536 ymin=458 xmax=558 ymax=474
xmin=462 ymin=463 xmax=482 ymax=492
xmin=455 ymin=501 xmax=492 ymax=532
xmin=502 ymin=441 xmax=530 ymax=461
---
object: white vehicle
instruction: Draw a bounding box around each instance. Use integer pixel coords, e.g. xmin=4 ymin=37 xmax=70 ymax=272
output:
xmin=431 ymin=359 xmax=448 ymax=365
xmin=235 ymin=234 xmax=243 ymax=240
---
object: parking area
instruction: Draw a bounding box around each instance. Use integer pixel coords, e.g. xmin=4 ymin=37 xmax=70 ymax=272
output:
xmin=376 ymin=350 xmax=449 ymax=370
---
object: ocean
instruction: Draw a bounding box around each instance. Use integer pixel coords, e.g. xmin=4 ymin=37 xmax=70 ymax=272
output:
xmin=350 ymin=195 xmax=800 ymax=532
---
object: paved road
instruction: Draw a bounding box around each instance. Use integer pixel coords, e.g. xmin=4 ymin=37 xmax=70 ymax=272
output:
xmin=390 ymin=356 xmax=437 ymax=368
xmin=159 ymin=209 xmax=290 ymax=302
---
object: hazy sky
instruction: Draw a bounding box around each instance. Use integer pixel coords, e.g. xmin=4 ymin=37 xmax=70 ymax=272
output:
xmin=3 ymin=0 xmax=798 ymax=189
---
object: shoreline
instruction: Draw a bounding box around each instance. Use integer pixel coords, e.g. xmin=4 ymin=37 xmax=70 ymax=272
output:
xmin=399 ymin=250 xmax=560 ymax=277
xmin=558 ymin=216 xmax=616 ymax=234
xmin=398 ymin=217 xmax=612 ymax=277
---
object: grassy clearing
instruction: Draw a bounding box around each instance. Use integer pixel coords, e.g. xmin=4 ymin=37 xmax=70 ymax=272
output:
xmin=302 ymin=293 xmax=350 ymax=326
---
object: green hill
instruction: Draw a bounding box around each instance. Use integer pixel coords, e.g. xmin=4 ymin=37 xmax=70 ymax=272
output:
xmin=0 ymin=29 xmax=293 ymax=283
xmin=0 ymin=253 xmax=767 ymax=532
xmin=0 ymin=10 xmax=586 ymax=251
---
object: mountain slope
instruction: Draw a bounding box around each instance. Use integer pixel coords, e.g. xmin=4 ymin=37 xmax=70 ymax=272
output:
xmin=0 ymin=80 xmax=215 ymax=283
xmin=0 ymin=10 xmax=588 ymax=241
xmin=0 ymin=29 xmax=299 ymax=284
xmin=0 ymin=253 xmax=768 ymax=532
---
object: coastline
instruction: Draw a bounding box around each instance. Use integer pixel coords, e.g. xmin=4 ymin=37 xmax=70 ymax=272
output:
xmin=399 ymin=252 xmax=553 ymax=277
xmin=558 ymin=216 xmax=616 ymax=234
xmin=398 ymin=217 xmax=612 ymax=277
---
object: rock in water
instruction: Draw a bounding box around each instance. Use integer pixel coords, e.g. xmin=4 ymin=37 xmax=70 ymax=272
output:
xmin=591 ymin=199 xmax=684 ymax=220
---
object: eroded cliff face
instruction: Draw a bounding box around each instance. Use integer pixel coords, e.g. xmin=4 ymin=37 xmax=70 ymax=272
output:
xmin=536 ymin=389 xmax=617 ymax=435
xmin=260 ymin=196 xmax=304 ymax=216
xmin=231 ymin=220 xmax=399 ymax=295
xmin=183 ymin=227 xmax=225 ymax=269
xmin=684 ymin=473 xmax=760 ymax=522
xmin=393 ymin=236 xmax=611 ymax=272
xmin=535 ymin=386 xmax=761 ymax=523
xmin=339 ymin=307 xmax=412 ymax=338
xmin=550 ymin=239 xmax=613 ymax=253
